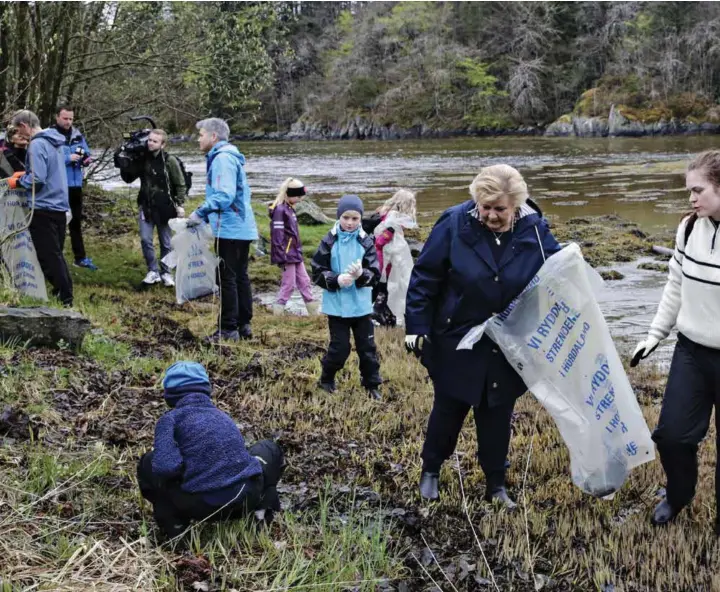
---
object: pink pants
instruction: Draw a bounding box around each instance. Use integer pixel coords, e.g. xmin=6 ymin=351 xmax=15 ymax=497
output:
xmin=277 ymin=262 xmax=314 ymax=305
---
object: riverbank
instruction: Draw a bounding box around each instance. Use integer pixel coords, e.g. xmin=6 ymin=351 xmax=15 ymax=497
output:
xmin=3 ymin=192 xmax=707 ymax=591
xmin=227 ymin=116 xmax=720 ymax=142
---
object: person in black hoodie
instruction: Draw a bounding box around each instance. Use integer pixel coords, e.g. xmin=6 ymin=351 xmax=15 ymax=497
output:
xmin=0 ymin=125 xmax=28 ymax=178
xmin=137 ymin=361 xmax=285 ymax=539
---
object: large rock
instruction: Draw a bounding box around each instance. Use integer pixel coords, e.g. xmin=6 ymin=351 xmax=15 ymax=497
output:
xmin=295 ymin=199 xmax=333 ymax=225
xmin=545 ymin=117 xmax=574 ymax=137
xmin=0 ymin=307 xmax=91 ymax=350
xmin=572 ymin=116 xmax=609 ymax=137
xmin=608 ymin=105 xmax=648 ymax=137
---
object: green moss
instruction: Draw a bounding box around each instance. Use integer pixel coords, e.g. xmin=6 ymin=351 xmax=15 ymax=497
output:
xmin=615 ymin=104 xmax=672 ymax=123
xmin=573 ymin=88 xmax=600 ymax=116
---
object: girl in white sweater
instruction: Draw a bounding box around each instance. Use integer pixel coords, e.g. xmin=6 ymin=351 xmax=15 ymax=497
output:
xmin=633 ymin=150 xmax=720 ymax=532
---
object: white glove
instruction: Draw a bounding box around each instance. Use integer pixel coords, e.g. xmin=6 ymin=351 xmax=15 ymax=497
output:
xmin=186 ymin=211 xmax=203 ymax=227
xmin=404 ymin=334 xmax=428 ymax=358
xmin=176 ymin=206 xmax=186 ymax=218
xmin=630 ymin=336 xmax=660 ymax=367
xmin=66 ymin=210 xmax=73 ymax=224
xmin=346 ymin=259 xmax=363 ymax=279
xmin=338 ymin=273 xmax=354 ymax=288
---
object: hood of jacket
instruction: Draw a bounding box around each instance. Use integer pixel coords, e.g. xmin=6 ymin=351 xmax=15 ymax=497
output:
xmin=162 ymin=361 xmax=213 ymax=407
xmin=33 ymin=128 xmax=67 ymax=148
xmin=207 ymin=140 xmax=246 ymax=168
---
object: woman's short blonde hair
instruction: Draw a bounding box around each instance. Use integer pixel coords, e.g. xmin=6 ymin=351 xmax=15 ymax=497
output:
xmin=469 ymin=164 xmax=528 ymax=208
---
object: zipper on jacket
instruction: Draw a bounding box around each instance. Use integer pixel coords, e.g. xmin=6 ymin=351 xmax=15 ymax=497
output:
xmin=285 ymin=238 xmax=292 ymax=253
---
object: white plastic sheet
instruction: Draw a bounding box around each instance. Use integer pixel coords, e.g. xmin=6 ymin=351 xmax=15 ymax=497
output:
xmin=162 ymin=218 xmax=218 ymax=304
xmin=458 ymin=244 xmax=655 ymax=496
xmin=375 ymin=212 xmax=416 ymax=327
xmin=0 ymin=189 xmax=48 ymax=301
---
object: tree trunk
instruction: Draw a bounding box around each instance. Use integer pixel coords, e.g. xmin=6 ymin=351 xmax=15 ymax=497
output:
xmin=15 ymin=3 xmax=32 ymax=108
xmin=0 ymin=4 xmax=9 ymax=113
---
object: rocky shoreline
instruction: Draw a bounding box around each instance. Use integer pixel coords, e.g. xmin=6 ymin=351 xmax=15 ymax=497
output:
xmin=205 ymin=107 xmax=720 ymax=142
xmin=544 ymin=104 xmax=720 ymax=138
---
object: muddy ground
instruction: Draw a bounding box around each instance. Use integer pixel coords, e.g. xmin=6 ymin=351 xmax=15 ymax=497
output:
xmin=1 ymin=194 xmax=714 ymax=592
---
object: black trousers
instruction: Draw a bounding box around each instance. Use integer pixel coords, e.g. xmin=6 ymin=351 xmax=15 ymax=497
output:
xmin=421 ymin=393 xmax=516 ymax=485
xmin=137 ymin=439 xmax=285 ymax=537
xmin=28 ymin=209 xmax=73 ymax=306
xmin=321 ymin=314 xmax=382 ymax=388
xmin=216 ymin=238 xmax=253 ymax=331
xmin=653 ymin=333 xmax=720 ymax=519
xmin=68 ymin=186 xmax=86 ymax=262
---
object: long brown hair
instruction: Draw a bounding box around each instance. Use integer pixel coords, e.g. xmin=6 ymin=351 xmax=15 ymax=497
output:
xmin=682 ymin=150 xmax=720 ymax=223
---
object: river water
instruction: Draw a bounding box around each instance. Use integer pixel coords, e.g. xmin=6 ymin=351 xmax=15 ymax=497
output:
xmin=97 ymin=135 xmax=720 ymax=366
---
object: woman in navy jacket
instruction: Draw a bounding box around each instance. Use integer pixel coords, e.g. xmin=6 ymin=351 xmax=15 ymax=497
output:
xmin=405 ymin=164 xmax=561 ymax=505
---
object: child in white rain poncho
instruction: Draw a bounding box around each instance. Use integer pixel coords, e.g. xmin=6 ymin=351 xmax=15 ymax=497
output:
xmin=372 ymin=189 xmax=417 ymax=327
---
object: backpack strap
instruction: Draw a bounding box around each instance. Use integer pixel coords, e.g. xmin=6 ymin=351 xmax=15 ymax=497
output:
xmin=683 ymin=213 xmax=698 ymax=249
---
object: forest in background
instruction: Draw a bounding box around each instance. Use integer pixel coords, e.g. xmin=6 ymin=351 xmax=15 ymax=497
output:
xmin=1 ymin=1 xmax=720 ymax=142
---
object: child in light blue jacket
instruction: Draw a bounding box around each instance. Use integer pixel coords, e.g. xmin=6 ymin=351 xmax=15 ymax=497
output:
xmin=311 ymin=195 xmax=382 ymax=400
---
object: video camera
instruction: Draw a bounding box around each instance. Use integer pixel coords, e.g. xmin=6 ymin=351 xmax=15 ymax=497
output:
xmin=113 ymin=115 xmax=157 ymax=171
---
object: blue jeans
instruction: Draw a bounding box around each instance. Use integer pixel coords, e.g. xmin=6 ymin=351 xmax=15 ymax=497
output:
xmin=139 ymin=210 xmax=172 ymax=274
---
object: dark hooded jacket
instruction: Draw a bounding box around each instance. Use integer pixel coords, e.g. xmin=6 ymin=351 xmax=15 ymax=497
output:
xmin=269 ymin=202 xmax=303 ymax=265
xmin=405 ymin=198 xmax=562 ymax=407
xmin=151 ymin=362 xmax=262 ymax=499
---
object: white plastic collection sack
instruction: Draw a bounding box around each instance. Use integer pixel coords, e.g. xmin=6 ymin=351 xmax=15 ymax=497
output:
xmin=0 ymin=189 xmax=48 ymax=301
xmin=375 ymin=212 xmax=416 ymax=327
xmin=162 ymin=218 xmax=218 ymax=304
xmin=458 ymin=243 xmax=655 ymax=497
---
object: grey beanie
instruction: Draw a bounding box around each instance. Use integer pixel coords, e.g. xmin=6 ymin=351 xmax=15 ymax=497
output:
xmin=336 ymin=194 xmax=364 ymax=219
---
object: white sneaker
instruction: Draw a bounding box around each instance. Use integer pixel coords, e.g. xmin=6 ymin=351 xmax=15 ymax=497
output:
xmin=161 ymin=273 xmax=175 ymax=287
xmin=142 ymin=271 xmax=161 ymax=285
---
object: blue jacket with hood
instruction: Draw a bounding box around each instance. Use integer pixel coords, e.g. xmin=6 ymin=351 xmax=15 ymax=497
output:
xmin=19 ymin=128 xmax=69 ymax=212
xmin=58 ymin=126 xmax=91 ymax=188
xmin=311 ymin=222 xmax=381 ymax=318
xmin=151 ymin=361 xmax=262 ymax=501
xmin=195 ymin=141 xmax=258 ymax=241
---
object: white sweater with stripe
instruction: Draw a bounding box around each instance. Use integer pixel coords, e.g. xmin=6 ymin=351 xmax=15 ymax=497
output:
xmin=649 ymin=214 xmax=720 ymax=349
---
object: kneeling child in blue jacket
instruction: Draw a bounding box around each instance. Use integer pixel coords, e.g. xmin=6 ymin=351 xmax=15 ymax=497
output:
xmin=137 ymin=361 xmax=284 ymax=538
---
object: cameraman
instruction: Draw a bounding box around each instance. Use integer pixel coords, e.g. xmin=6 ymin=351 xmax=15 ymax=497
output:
xmin=120 ymin=129 xmax=186 ymax=287
xmin=55 ymin=104 xmax=96 ymax=270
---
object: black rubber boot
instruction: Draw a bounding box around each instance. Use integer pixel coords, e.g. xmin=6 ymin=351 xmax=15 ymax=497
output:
xmin=651 ymin=499 xmax=681 ymax=526
xmin=367 ymin=388 xmax=381 ymax=401
xmin=318 ymin=381 xmax=336 ymax=393
xmin=484 ymin=486 xmax=517 ymax=510
xmin=419 ymin=471 xmax=440 ymax=501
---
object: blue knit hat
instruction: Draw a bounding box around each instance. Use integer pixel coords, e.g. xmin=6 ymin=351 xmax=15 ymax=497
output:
xmin=336 ymin=194 xmax=364 ymax=219
xmin=163 ymin=361 xmax=212 ymax=406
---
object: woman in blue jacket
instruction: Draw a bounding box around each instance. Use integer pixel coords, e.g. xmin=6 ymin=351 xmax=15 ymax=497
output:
xmin=405 ymin=164 xmax=561 ymax=505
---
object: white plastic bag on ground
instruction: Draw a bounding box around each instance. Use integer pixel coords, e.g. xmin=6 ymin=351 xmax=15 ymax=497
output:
xmin=163 ymin=218 xmax=218 ymax=304
xmin=0 ymin=189 xmax=48 ymax=301
xmin=375 ymin=212 xmax=416 ymax=327
xmin=458 ymin=243 xmax=655 ymax=497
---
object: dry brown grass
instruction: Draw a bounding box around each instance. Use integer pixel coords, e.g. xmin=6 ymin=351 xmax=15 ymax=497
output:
xmin=0 ymin=210 xmax=717 ymax=591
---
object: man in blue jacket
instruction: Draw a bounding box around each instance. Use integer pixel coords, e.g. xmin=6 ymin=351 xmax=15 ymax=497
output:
xmin=137 ymin=361 xmax=285 ymax=539
xmin=55 ymin=104 xmax=96 ymax=270
xmin=188 ymin=118 xmax=258 ymax=342
xmin=8 ymin=110 xmax=73 ymax=306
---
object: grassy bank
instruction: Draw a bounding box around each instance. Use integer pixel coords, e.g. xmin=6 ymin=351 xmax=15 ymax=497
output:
xmin=0 ymin=191 xmax=712 ymax=591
